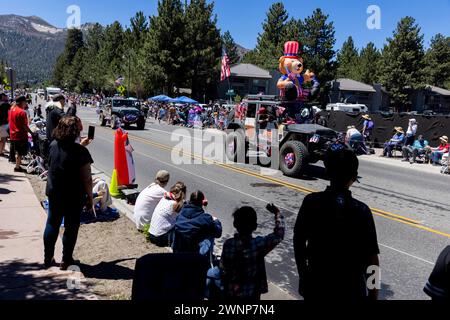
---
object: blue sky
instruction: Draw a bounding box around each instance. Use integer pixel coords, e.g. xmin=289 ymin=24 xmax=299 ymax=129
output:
xmin=1 ymin=0 xmax=449 ymax=50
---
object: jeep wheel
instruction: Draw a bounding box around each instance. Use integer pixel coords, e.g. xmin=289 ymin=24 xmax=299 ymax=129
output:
xmin=137 ymin=118 xmax=146 ymax=130
xmin=279 ymin=141 xmax=309 ymax=177
xmin=111 ymin=115 xmax=118 ymax=130
xmin=226 ymin=131 xmax=247 ymax=163
xmin=99 ymin=114 xmax=107 ymax=127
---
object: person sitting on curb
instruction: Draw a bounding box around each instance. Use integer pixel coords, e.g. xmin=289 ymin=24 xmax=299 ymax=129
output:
xmin=149 ymin=182 xmax=187 ymax=247
xmin=294 ymin=148 xmax=380 ymax=301
xmin=220 ymin=205 xmax=285 ymax=301
xmin=427 ymin=136 xmax=449 ymax=166
xmin=172 ymin=191 xmax=222 ymax=254
xmin=133 ymin=170 xmax=170 ymax=231
xmin=382 ymin=127 xmax=405 ymax=158
xmin=402 ymin=135 xmax=429 ymax=164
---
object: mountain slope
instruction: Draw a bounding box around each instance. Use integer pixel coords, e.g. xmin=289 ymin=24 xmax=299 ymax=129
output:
xmin=0 ymin=14 xmax=66 ymax=83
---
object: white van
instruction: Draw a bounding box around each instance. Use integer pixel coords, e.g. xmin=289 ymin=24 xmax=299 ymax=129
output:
xmin=46 ymin=87 xmax=62 ymax=98
xmin=326 ymin=103 xmax=368 ymax=113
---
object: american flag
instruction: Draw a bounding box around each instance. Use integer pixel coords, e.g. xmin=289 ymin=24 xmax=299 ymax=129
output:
xmin=220 ymin=47 xmax=231 ymax=82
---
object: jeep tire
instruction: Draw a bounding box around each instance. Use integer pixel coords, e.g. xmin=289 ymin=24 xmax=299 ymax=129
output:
xmin=279 ymin=140 xmax=309 ymax=177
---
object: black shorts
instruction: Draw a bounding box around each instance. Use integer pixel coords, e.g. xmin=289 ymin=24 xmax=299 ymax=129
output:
xmin=11 ymin=140 xmax=29 ymax=156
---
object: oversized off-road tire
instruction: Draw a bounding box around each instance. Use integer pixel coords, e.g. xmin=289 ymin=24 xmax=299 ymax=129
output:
xmin=279 ymin=140 xmax=309 ymax=177
xmin=137 ymin=117 xmax=146 ymax=130
xmin=111 ymin=115 xmax=118 ymax=129
xmin=226 ymin=131 xmax=247 ymax=163
xmin=99 ymin=113 xmax=107 ymax=127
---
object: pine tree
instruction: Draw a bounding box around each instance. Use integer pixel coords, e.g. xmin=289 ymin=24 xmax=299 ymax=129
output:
xmin=379 ymin=17 xmax=425 ymax=111
xmin=53 ymin=28 xmax=84 ymax=87
xmin=302 ymin=8 xmax=337 ymax=84
xmin=423 ymin=34 xmax=450 ymax=89
xmin=251 ymin=2 xmax=288 ymax=70
xmin=336 ymin=36 xmax=359 ymax=79
xmin=222 ymin=31 xmax=240 ymax=65
xmin=282 ymin=18 xmax=304 ymax=45
xmin=357 ymin=42 xmax=381 ymax=84
xmin=80 ymin=23 xmax=105 ymax=92
xmin=140 ymin=0 xmax=186 ymax=96
xmin=185 ymin=0 xmax=222 ymax=101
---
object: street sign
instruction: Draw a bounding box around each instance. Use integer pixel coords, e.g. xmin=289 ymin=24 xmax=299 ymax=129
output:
xmin=226 ymin=89 xmax=236 ymax=96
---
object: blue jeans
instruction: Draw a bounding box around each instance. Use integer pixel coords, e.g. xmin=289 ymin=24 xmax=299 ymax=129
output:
xmin=431 ymin=151 xmax=444 ymax=164
xmin=43 ymin=197 xmax=82 ymax=263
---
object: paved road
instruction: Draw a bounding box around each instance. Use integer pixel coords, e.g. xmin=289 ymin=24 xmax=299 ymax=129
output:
xmin=74 ymin=105 xmax=450 ymax=300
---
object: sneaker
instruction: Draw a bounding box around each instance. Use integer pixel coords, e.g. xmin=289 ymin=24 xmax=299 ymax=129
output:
xmin=14 ymin=167 xmax=26 ymax=173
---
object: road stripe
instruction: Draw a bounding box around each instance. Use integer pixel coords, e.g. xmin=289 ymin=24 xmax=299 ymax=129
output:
xmin=95 ymin=133 xmax=437 ymax=266
xmin=94 ymin=125 xmax=450 ymax=239
xmin=379 ymin=244 xmax=435 ymax=266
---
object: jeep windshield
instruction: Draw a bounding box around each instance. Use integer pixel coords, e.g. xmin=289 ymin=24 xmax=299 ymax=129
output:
xmin=112 ymin=100 xmax=136 ymax=108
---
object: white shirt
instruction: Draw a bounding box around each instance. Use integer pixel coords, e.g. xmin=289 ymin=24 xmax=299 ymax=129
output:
xmin=134 ymin=184 xmax=166 ymax=230
xmin=149 ymin=196 xmax=179 ymax=237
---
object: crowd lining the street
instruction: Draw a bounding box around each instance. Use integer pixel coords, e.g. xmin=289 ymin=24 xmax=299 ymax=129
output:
xmin=1 ymin=91 xmax=450 ymax=301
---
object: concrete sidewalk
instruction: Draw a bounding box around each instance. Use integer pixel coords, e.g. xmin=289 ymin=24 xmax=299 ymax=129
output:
xmin=0 ymin=157 xmax=96 ymax=300
xmin=359 ymin=148 xmax=447 ymax=176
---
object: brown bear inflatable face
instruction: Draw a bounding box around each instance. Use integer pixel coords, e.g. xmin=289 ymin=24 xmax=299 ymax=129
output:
xmin=279 ymin=56 xmax=304 ymax=75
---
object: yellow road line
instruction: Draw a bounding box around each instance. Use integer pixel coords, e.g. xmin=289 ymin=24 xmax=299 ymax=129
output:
xmin=98 ymin=126 xmax=450 ymax=239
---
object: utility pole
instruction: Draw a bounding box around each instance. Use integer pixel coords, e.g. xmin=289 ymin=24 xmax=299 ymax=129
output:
xmin=128 ymin=53 xmax=131 ymax=98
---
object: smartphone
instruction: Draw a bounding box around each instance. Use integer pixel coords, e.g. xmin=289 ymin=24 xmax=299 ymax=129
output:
xmin=88 ymin=126 xmax=95 ymax=140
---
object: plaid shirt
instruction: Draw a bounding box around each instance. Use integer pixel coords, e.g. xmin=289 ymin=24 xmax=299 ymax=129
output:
xmin=220 ymin=214 xmax=285 ymax=299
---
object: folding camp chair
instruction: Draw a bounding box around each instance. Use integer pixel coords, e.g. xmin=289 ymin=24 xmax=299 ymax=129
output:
xmin=131 ymin=253 xmax=209 ymax=301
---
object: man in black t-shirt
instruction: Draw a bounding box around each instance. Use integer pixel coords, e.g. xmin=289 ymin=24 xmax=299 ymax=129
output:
xmin=0 ymin=93 xmax=11 ymax=157
xmin=424 ymin=246 xmax=450 ymax=301
xmin=294 ymin=149 xmax=380 ymax=301
xmin=46 ymin=94 xmax=66 ymax=141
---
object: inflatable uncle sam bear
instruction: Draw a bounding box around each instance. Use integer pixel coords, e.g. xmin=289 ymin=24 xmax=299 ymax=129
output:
xmin=277 ymin=41 xmax=320 ymax=124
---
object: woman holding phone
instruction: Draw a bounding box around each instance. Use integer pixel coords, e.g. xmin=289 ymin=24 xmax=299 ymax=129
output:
xmin=43 ymin=116 xmax=94 ymax=270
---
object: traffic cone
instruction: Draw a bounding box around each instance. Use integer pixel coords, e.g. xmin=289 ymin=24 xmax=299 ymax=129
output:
xmin=109 ymin=169 xmax=121 ymax=198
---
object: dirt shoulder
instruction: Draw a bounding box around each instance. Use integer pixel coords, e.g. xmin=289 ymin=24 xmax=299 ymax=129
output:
xmin=26 ymin=173 xmax=166 ymax=300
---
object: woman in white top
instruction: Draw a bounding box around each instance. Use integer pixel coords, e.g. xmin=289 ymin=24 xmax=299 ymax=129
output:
xmin=133 ymin=170 xmax=170 ymax=231
xmin=149 ymin=182 xmax=186 ymax=247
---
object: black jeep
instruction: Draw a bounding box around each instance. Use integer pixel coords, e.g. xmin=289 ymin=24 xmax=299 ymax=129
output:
xmin=225 ymin=95 xmax=339 ymax=177
xmin=99 ymin=98 xmax=146 ymax=130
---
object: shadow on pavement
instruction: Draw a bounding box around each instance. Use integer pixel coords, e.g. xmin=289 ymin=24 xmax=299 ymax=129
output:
xmin=0 ymin=173 xmax=24 ymax=185
xmin=0 ymin=260 xmax=92 ymax=300
xmin=380 ymin=283 xmax=395 ymax=300
xmin=79 ymin=258 xmax=136 ymax=281
xmin=0 ymin=188 xmax=16 ymax=195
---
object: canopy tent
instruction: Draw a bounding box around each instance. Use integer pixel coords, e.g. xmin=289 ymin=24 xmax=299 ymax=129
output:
xmin=149 ymin=95 xmax=173 ymax=102
xmin=177 ymin=96 xmax=199 ymax=104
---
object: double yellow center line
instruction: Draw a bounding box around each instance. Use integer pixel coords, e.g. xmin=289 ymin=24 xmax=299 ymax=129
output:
xmin=102 ymin=126 xmax=450 ymax=239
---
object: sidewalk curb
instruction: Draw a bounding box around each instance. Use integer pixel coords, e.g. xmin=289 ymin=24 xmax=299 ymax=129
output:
xmin=91 ymin=165 xmax=297 ymax=301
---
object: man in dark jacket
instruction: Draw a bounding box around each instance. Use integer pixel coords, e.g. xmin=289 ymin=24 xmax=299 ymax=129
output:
xmin=173 ymin=191 xmax=222 ymax=253
xmin=46 ymin=94 xmax=66 ymax=141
